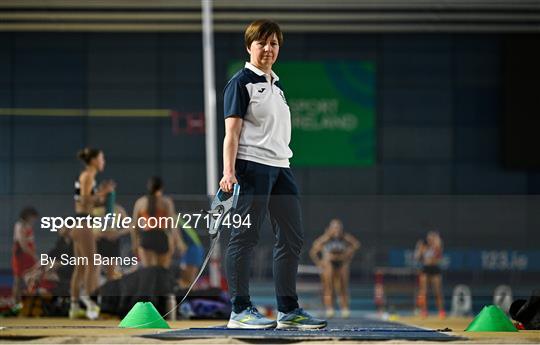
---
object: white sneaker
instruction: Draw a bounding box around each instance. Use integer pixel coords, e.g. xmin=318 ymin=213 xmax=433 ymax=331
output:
xmin=86 ymin=304 xmax=100 ymax=320
xmin=325 ymin=308 xmax=335 ymax=318
xmin=227 ymin=306 xmax=276 ymax=329
xmin=341 ymin=308 xmax=350 ymax=318
xmin=80 ymin=295 xmax=100 ymax=320
xmin=69 ymin=305 xmax=86 ymax=319
xmin=276 ymin=308 xmax=327 ymax=329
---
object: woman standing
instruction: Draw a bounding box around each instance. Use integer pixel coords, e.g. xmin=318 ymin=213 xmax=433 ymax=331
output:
xmin=220 ymin=19 xmax=326 ymax=329
xmin=414 ymin=231 xmax=446 ymax=318
xmin=310 ymin=219 xmax=360 ymax=318
xmin=132 ymin=176 xmax=186 ymax=269
xmin=71 ymin=148 xmax=115 ymax=320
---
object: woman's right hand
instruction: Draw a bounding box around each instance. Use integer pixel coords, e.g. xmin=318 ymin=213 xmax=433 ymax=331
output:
xmin=219 ymin=173 xmax=238 ymax=193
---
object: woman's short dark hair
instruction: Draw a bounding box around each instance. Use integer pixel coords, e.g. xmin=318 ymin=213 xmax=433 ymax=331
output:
xmin=77 ymin=147 xmax=102 ymax=165
xmin=245 ymin=19 xmax=283 ymax=48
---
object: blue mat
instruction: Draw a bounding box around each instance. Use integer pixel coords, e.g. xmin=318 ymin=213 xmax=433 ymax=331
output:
xmin=143 ymin=316 xmax=463 ymax=341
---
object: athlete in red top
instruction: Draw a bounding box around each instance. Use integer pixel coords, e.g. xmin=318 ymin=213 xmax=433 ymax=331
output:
xmin=11 ymin=207 xmax=39 ymax=305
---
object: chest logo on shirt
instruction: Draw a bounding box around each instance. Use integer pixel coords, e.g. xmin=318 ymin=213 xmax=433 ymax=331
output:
xmin=257 ymin=87 xmax=265 ymax=93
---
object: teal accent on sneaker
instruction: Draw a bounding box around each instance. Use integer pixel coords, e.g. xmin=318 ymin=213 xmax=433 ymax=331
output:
xmin=277 ymin=308 xmax=327 ymax=329
xmin=227 ymin=306 xmax=277 ymax=329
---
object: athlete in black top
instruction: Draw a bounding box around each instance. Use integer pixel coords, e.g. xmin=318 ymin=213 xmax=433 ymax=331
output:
xmin=310 ymin=219 xmax=360 ymax=318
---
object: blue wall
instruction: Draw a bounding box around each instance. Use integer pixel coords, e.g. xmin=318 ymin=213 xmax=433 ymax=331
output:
xmin=1 ymin=32 xmax=539 ymax=271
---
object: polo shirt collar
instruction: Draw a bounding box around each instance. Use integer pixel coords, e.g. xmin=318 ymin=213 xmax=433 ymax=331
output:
xmin=245 ymin=62 xmax=279 ymax=81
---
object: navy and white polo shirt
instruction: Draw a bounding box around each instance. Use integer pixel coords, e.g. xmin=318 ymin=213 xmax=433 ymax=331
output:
xmin=223 ymin=62 xmax=292 ymax=168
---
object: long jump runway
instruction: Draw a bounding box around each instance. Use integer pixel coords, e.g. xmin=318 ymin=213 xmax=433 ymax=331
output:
xmin=143 ymin=316 xmax=463 ymax=342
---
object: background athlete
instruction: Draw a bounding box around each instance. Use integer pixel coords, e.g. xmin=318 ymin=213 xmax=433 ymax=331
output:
xmin=132 ymin=176 xmax=186 ymax=269
xmin=414 ymin=231 xmax=446 ymax=318
xmin=71 ymin=148 xmax=115 ymax=320
xmin=310 ymin=219 xmax=360 ymax=318
xmin=11 ymin=207 xmax=39 ymax=310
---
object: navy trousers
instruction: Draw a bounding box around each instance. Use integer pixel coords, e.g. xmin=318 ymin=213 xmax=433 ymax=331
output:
xmin=225 ymin=159 xmax=304 ymax=313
